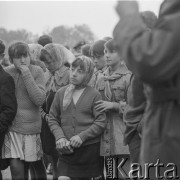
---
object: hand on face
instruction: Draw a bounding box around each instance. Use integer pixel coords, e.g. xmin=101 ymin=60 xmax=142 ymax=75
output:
xmin=95 ymin=100 xmax=113 ymax=113
xmin=17 ymin=64 xmax=29 ymax=73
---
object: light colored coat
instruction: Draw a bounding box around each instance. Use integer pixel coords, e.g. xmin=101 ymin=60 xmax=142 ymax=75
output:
xmin=96 ymin=64 xmax=131 ymax=156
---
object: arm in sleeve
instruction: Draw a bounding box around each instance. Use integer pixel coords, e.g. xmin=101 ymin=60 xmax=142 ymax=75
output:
xmin=78 ymin=93 xmax=107 ymax=142
xmin=21 ymin=67 xmax=46 ymax=106
xmin=0 ymin=76 xmax=17 ymax=133
xmin=113 ymin=0 xmax=180 ymax=83
xmin=48 ymin=91 xmax=65 ymax=141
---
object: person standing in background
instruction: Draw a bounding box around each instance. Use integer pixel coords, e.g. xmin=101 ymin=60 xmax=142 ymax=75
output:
xmin=38 ymin=35 xmax=53 ymax=47
xmin=89 ymin=40 xmax=107 ymax=89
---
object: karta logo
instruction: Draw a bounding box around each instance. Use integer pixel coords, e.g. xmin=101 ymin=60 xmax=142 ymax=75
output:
xmin=105 ymin=157 xmax=179 ymax=179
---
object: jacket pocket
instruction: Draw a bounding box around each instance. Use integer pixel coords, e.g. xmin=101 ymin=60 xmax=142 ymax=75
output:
xmin=112 ymin=84 xmax=125 ymax=102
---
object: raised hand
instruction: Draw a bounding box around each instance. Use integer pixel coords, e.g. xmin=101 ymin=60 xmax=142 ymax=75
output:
xmin=17 ymin=65 xmax=29 ymax=73
xmin=115 ymin=1 xmax=139 ymax=18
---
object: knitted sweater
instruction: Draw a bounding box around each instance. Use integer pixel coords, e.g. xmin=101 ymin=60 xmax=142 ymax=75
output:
xmin=48 ymin=86 xmax=107 ymax=146
xmin=5 ymin=65 xmax=46 ymax=134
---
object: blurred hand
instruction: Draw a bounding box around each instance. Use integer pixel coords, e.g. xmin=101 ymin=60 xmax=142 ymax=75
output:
xmin=115 ymin=1 xmax=139 ymax=18
xmin=70 ymin=135 xmax=83 ymax=148
xmin=95 ymin=100 xmax=113 ymax=113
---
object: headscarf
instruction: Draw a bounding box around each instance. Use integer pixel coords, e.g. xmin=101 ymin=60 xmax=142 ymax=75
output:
xmin=42 ymin=43 xmax=75 ymax=92
xmin=29 ymin=43 xmax=43 ymax=62
xmin=28 ymin=43 xmax=47 ymax=72
xmin=63 ymin=56 xmax=94 ymax=111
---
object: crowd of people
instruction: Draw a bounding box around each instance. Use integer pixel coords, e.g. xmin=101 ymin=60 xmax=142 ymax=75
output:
xmin=0 ymin=0 xmax=180 ymax=180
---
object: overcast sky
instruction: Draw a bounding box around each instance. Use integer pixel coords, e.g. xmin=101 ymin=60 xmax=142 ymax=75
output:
xmin=0 ymin=0 xmax=163 ymax=39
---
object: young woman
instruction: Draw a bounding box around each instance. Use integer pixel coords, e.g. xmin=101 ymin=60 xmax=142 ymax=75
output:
xmin=40 ymin=43 xmax=74 ymax=180
xmin=95 ymin=39 xmax=131 ymax=179
xmin=2 ymin=41 xmax=46 ymax=180
xmin=48 ymin=56 xmax=107 ymax=180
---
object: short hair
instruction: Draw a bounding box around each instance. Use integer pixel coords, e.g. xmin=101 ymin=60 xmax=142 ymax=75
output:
xmin=38 ymin=35 xmax=53 ymax=47
xmin=73 ymin=40 xmax=86 ymax=50
xmin=8 ymin=41 xmax=30 ymax=63
xmin=104 ymin=39 xmax=118 ymax=53
xmin=90 ymin=40 xmax=106 ymax=58
xmin=81 ymin=44 xmax=92 ymax=57
xmin=0 ymin=39 xmax=5 ymax=55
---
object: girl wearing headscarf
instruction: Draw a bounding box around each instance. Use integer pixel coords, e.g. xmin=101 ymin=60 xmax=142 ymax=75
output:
xmin=28 ymin=43 xmax=48 ymax=74
xmin=48 ymin=56 xmax=107 ymax=180
xmin=95 ymin=39 xmax=131 ymax=179
xmin=40 ymin=43 xmax=74 ymax=180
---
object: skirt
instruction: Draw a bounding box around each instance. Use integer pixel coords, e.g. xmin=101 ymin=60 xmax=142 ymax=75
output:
xmin=1 ymin=131 xmax=43 ymax=162
xmin=57 ymin=142 xmax=103 ymax=178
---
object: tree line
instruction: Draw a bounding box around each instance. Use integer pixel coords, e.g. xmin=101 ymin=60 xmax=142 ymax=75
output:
xmin=0 ymin=24 xmax=95 ymax=50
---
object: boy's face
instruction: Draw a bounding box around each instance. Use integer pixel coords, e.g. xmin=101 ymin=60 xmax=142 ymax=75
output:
xmin=70 ymin=65 xmax=86 ymax=86
xmin=13 ymin=54 xmax=30 ymax=69
xmin=104 ymin=47 xmax=120 ymax=67
xmin=93 ymin=55 xmax=106 ymax=70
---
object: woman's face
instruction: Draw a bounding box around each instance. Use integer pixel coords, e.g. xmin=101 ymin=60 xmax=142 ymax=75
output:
xmin=43 ymin=53 xmax=59 ymax=73
xmin=70 ymin=65 xmax=86 ymax=86
xmin=104 ymin=47 xmax=121 ymax=67
xmin=13 ymin=54 xmax=30 ymax=69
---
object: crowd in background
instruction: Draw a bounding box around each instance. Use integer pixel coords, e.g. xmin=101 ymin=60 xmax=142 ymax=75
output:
xmin=0 ymin=0 xmax=180 ymax=180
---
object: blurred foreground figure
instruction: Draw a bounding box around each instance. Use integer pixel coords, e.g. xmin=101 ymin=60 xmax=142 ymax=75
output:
xmin=123 ymin=11 xmax=157 ymax=164
xmin=113 ymin=0 xmax=180 ymax=179
xmin=0 ymin=40 xmax=17 ymax=180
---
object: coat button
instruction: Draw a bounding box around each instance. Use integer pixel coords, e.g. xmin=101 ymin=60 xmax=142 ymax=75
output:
xmin=106 ymin=140 xmax=109 ymax=143
xmin=106 ymin=149 xmax=109 ymax=153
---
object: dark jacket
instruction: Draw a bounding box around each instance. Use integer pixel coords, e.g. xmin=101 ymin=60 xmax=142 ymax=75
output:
xmin=123 ymin=75 xmax=146 ymax=145
xmin=113 ymin=0 xmax=180 ymax=177
xmin=0 ymin=65 xmax=17 ymax=156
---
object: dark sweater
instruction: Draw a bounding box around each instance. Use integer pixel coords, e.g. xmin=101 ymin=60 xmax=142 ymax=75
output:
xmin=48 ymin=86 xmax=107 ymax=146
xmin=0 ymin=65 xmax=17 ymax=157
